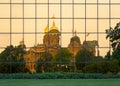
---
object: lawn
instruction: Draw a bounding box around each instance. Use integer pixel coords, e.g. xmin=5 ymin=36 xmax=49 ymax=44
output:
xmin=0 ymin=79 xmax=120 ymax=86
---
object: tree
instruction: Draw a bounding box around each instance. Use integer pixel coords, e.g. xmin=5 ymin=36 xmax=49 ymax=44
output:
xmin=83 ymin=60 xmax=119 ymax=74
xmin=75 ymin=49 xmax=95 ymax=71
xmin=36 ymin=52 xmax=53 ymax=73
xmin=0 ymin=45 xmax=26 ymax=73
xmin=106 ymin=22 xmax=120 ymax=50
xmin=104 ymin=51 xmax=111 ymax=60
xmin=0 ymin=45 xmax=14 ymax=73
xmin=106 ymin=22 xmax=120 ymax=65
xmin=112 ymin=49 xmax=120 ymax=65
xmin=53 ymin=48 xmax=72 ymax=72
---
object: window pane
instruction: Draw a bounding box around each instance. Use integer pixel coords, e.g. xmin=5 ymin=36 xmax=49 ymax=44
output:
xmin=99 ymin=19 xmax=109 ymax=32
xmin=111 ymin=0 xmax=120 ymax=3
xmin=0 ymin=0 xmax=9 ymax=3
xmin=37 ymin=34 xmax=44 ymax=44
xmin=62 ymin=5 xmax=72 ymax=18
xmin=12 ymin=0 xmax=22 ymax=3
xmin=49 ymin=0 xmax=60 ymax=3
xmin=24 ymin=34 xmax=35 ymax=47
xmin=86 ymin=19 xmax=97 ymax=32
xmin=24 ymin=19 xmax=35 ymax=32
xmin=111 ymin=19 xmax=120 ymax=28
xmin=24 ymin=5 xmax=35 ymax=18
xmin=74 ymin=19 xmax=85 ymax=32
xmin=37 ymin=5 xmax=48 ymax=18
xmin=12 ymin=19 xmax=23 ymax=32
xmin=0 ymin=4 xmax=10 ymax=18
xmin=74 ymin=0 xmax=85 ymax=3
xmin=86 ymin=5 xmax=97 ymax=18
xmin=99 ymin=0 xmax=109 ymax=3
xmin=86 ymin=0 xmax=97 ymax=3
xmin=62 ymin=34 xmax=72 ymax=47
xmin=99 ymin=34 xmax=109 ymax=47
xmin=49 ymin=5 xmax=60 ymax=18
xmin=111 ymin=5 xmax=120 ymax=18
xmin=37 ymin=19 xmax=48 ymax=32
xmin=12 ymin=5 xmax=23 ymax=18
xmin=0 ymin=19 xmax=10 ymax=32
xmin=74 ymin=5 xmax=85 ymax=18
xmin=62 ymin=19 xmax=72 ymax=32
xmin=62 ymin=0 xmax=72 ymax=3
xmin=37 ymin=0 xmax=48 ymax=3
xmin=0 ymin=34 xmax=10 ymax=47
xmin=12 ymin=34 xmax=22 ymax=46
xmin=99 ymin=5 xmax=109 ymax=18
xmin=24 ymin=0 xmax=35 ymax=3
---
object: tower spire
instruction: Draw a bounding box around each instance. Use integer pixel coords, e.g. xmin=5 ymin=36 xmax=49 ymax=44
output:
xmin=52 ymin=14 xmax=56 ymax=26
xmin=50 ymin=14 xmax=58 ymax=31
xmin=73 ymin=29 xmax=77 ymax=37
xmin=52 ymin=14 xmax=56 ymax=19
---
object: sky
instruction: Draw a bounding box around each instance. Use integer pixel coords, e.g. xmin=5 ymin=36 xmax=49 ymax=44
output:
xmin=0 ymin=0 xmax=120 ymax=56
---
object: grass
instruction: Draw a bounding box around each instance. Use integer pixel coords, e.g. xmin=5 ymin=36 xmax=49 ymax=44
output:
xmin=0 ymin=79 xmax=120 ymax=86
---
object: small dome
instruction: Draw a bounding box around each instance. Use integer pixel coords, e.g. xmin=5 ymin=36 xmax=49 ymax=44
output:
xmin=70 ymin=36 xmax=80 ymax=43
xmin=44 ymin=24 xmax=49 ymax=33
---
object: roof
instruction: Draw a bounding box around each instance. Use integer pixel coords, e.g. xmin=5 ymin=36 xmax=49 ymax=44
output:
xmin=70 ymin=36 xmax=80 ymax=43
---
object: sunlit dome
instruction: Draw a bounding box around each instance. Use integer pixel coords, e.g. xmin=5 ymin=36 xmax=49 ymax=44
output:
xmin=50 ymin=21 xmax=58 ymax=31
xmin=50 ymin=14 xmax=59 ymax=31
xmin=44 ymin=24 xmax=49 ymax=33
xmin=70 ymin=30 xmax=80 ymax=43
xmin=70 ymin=36 xmax=80 ymax=43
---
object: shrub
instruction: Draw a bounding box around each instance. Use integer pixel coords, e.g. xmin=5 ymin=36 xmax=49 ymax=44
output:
xmin=83 ymin=60 xmax=120 ymax=74
xmin=0 ymin=73 xmax=120 ymax=79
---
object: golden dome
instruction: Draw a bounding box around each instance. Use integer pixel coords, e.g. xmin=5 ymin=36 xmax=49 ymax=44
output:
xmin=44 ymin=24 xmax=49 ymax=33
xmin=50 ymin=21 xmax=58 ymax=31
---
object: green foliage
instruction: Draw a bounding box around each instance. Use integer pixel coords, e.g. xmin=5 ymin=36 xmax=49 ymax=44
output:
xmin=106 ymin=22 xmax=120 ymax=50
xmin=0 ymin=45 xmax=26 ymax=73
xmin=106 ymin=22 xmax=120 ymax=66
xmin=0 ymin=73 xmax=120 ymax=79
xmin=83 ymin=60 xmax=119 ymax=74
xmin=104 ymin=51 xmax=111 ymax=60
xmin=36 ymin=52 xmax=53 ymax=73
xmin=54 ymin=48 xmax=72 ymax=63
xmin=112 ymin=49 xmax=120 ymax=65
xmin=53 ymin=48 xmax=72 ymax=72
xmin=75 ymin=49 xmax=95 ymax=70
xmin=93 ymin=56 xmax=104 ymax=62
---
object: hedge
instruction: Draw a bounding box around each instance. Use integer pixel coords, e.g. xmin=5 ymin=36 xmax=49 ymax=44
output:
xmin=0 ymin=73 xmax=120 ymax=79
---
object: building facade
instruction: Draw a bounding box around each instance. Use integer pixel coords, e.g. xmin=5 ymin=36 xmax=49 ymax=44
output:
xmin=24 ymin=18 xmax=60 ymax=73
xmin=23 ymin=17 xmax=99 ymax=73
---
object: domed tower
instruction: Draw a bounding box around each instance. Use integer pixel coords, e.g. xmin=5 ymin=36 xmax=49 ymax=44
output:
xmin=43 ymin=20 xmax=60 ymax=46
xmin=68 ymin=30 xmax=82 ymax=56
xmin=43 ymin=16 xmax=60 ymax=56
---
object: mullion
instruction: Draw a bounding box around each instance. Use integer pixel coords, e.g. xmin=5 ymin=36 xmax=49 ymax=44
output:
xmin=59 ymin=0 xmax=62 ymax=72
xmin=1 ymin=3 xmax=120 ymax=5
xmin=97 ymin=0 xmax=99 ymax=56
xmin=10 ymin=0 xmax=12 ymax=73
xmin=109 ymin=0 xmax=112 ymax=57
xmin=1 ymin=18 xmax=120 ymax=19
